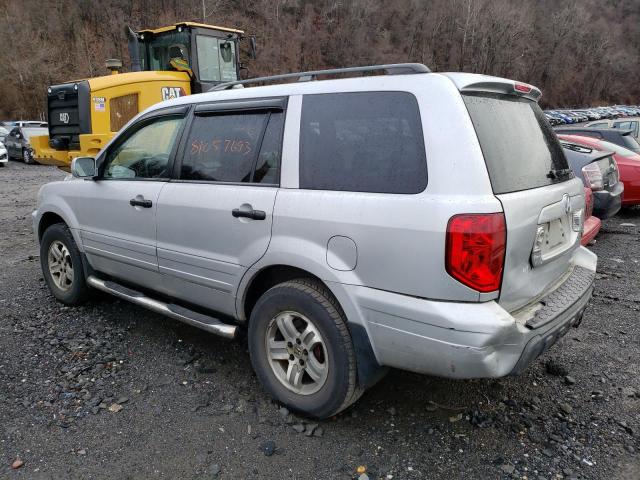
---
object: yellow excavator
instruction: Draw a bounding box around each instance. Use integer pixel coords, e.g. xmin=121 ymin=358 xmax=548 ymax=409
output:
xmin=32 ymin=22 xmax=256 ymax=167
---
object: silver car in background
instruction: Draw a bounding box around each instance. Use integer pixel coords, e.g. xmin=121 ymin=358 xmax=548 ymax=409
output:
xmin=33 ymin=64 xmax=596 ymax=418
xmin=5 ymin=126 xmax=48 ymax=164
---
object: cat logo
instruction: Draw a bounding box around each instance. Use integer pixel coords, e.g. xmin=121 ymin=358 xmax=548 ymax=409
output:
xmin=59 ymin=112 xmax=70 ymax=124
xmin=161 ymin=87 xmax=185 ymax=101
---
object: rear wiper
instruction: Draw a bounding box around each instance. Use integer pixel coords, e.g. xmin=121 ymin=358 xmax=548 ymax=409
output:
xmin=547 ymin=168 xmax=573 ymax=179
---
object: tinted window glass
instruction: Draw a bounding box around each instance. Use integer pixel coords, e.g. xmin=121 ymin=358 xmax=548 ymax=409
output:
xmin=103 ymin=116 xmax=183 ymax=179
xmin=463 ymin=93 xmax=571 ymax=194
xmin=254 ymin=112 xmax=284 ymax=184
xmin=181 ymin=113 xmax=267 ymax=182
xmin=299 ymin=92 xmax=427 ymax=194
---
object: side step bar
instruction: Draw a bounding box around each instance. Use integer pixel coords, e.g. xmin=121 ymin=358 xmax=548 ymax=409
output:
xmin=86 ymin=276 xmax=237 ymax=339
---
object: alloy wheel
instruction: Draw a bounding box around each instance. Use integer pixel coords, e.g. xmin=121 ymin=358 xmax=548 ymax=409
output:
xmin=265 ymin=311 xmax=329 ymax=395
xmin=47 ymin=240 xmax=74 ymax=291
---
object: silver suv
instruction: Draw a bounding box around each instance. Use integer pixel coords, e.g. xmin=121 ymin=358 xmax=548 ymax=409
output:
xmin=33 ymin=64 xmax=597 ymax=418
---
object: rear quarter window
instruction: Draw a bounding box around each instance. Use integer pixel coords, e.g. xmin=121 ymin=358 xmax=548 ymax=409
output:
xmin=299 ymin=92 xmax=427 ymax=194
xmin=463 ymin=93 xmax=571 ymax=194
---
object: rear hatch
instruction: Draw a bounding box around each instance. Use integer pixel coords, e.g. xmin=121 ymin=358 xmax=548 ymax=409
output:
xmin=462 ymin=88 xmax=584 ymax=312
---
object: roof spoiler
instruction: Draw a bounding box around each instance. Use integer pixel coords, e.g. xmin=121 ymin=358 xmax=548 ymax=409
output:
xmin=459 ymin=80 xmax=542 ymax=102
xmin=442 ymin=74 xmax=542 ymax=102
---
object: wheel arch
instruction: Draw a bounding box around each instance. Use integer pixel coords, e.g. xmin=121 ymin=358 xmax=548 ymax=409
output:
xmin=38 ymin=211 xmax=67 ymax=241
xmin=241 ymin=264 xmax=323 ymax=323
xmin=35 ymin=203 xmax=83 ymax=252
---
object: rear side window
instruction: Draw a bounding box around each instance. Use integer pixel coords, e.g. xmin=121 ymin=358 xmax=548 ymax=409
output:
xmin=180 ymin=111 xmax=283 ymax=184
xmin=463 ymin=93 xmax=571 ymax=194
xmin=299 ymin=92 xmax=427 ymax=194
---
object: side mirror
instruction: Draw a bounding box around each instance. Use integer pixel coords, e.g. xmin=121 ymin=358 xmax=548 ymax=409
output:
xmin=71 ymin=156 xmax=97 ymax=178
xmin=249 ymin=36 xmax=257 ymax=60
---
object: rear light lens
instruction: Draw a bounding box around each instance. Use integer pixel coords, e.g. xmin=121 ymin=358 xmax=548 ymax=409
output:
xmin=445 ymin=213 xmax=506 ymax=293
xmin=582 ymin=163 xmax=603 ymax=190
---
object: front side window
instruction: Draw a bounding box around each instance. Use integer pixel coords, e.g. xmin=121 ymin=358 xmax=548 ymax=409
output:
xmin=147 ymin=31 xmax=191 ymax=71
xmin=196 ymin=36 xmax=237 ymax=82
xmin=103 ymin=116 xmax=184 ymax=179
xmin=181 ymin=111 xmax=283 ymax=184
xmin=299 ymin=92 xmax=427 ymax=194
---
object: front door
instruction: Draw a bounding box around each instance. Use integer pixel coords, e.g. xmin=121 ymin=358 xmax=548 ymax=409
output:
xmin=5 ymin=128 xmax=19 ymax=157
xmin=68 ymin=112 xmax=187 ymax=286
xmin=156 ymin=102 xmax=285 ymax=315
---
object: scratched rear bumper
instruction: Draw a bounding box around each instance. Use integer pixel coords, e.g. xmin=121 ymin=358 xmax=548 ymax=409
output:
xmin=344 ymin=250 xmax=596 ymax=379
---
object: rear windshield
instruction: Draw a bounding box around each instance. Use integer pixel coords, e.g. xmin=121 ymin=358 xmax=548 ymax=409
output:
xmin=621 ymin=135 xmax=640 ymax=153
xmin=463 ymin=93 xmax=571 ymax=194
xmin=599 ymin=139 xmax=637 ymax=157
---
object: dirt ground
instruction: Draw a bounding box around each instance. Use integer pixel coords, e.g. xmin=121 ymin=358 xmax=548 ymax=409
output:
xmin=1 ymin=161 xmax=639 ymax=479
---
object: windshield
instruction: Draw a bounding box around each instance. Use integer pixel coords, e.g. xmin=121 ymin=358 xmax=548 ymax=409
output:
xmin=463 ymin=93 xmax=571 ymax=194
xmin=146 ymin=31 xmax=191 ymax=71
xmin=22 ymin=127 xmax=48 ymax=139
xmin=196 ymin=35 xmax=237 ymax=82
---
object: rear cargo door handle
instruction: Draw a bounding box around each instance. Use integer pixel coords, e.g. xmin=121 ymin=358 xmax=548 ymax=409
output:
xmin=232 ymin=208 xmax=266 ymax=220
xmin=130 ymin=198 xmax=153 ymax=208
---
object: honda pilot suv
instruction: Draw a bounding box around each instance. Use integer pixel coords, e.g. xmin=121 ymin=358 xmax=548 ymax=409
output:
xmin=33 ymin=64 xmax=597 ymax=419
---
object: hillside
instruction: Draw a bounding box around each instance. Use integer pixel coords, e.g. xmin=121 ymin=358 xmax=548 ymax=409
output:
xmin=1 ymin=0 xmax=639 ymax=119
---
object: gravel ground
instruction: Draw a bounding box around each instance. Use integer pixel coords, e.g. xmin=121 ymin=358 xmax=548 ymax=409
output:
xmin=1 ymin=161 xmax=639 ymax=480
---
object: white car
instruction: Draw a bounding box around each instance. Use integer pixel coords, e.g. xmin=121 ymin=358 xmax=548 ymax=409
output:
xmin=0 ymin=141 xmax=7 ymax=166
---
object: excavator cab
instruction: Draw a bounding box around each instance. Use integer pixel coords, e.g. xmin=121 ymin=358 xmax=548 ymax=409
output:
xmin=132 ymin=22 xmax=252 ymax=93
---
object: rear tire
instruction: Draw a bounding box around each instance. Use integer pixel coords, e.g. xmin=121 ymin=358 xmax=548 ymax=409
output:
xmin=40 ymin=223 xmax=89 ymax=305
xmin=248 ymin=278 xmax=361 ymax=419
xmin=23 ymin=148 xmax=34 ymax=164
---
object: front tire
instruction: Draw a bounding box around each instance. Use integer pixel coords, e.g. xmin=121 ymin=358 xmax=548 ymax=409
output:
xmin=40 ymin=223 xmax=89 ymax=305
xmin=248 ymin=278 xmax=360 ymax=419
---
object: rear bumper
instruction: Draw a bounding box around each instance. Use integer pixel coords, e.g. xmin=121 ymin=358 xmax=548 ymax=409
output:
xmin=348 ymin=247 xmax=597 ymax=379
xmin=581 ymin=216 xmax=601 ymax=246
xmin=593 ymin=183 xmax=623 ymax=219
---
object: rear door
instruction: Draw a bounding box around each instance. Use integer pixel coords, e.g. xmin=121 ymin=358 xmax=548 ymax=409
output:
xmin=155 ymin=98 xmax=285 ymax=316
xmin=463 ymin=92 xmax=585 ymax=312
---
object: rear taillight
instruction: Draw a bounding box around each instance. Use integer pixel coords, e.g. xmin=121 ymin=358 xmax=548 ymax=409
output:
xmin=584 ymin=188 xmax=594 ymax=218
xmin=445 ymin=213 xmax=506 ymax=293
xmin=582 ymin=163 xmax=603 ymax=190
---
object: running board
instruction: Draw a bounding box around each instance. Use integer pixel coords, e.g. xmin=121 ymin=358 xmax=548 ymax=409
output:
xmin=86 ymin=276 xmax=237 ymax=339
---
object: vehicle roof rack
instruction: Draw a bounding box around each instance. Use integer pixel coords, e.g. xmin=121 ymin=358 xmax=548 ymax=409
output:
xmin=209 ymin=63 xmax=430 ymax=92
